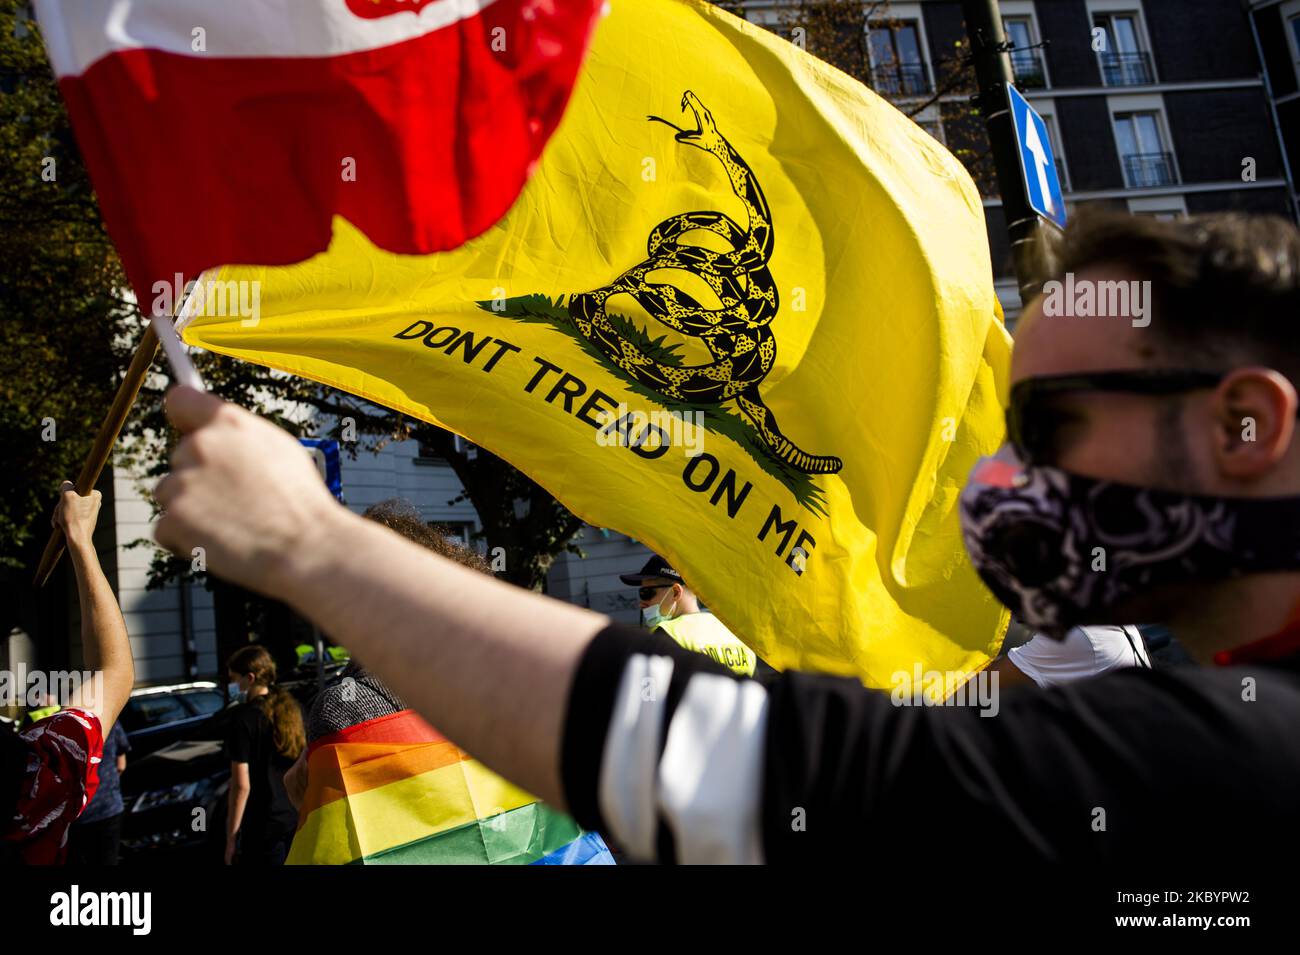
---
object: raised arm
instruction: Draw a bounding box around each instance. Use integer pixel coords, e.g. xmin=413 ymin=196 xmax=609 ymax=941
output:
xmin=151 ymin=388 xmax=1288 ymax=866
xmin=154 ymin=388 xmax=606 ymax=809
xmin=56 ymin=482 xmax=134 ymax=729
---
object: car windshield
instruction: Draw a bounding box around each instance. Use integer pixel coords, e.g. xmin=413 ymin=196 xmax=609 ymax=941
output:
xmin=120 ymin=695 xmax=189 ymax=731
xmin=181 ymin=691 xmax=226 ymax=718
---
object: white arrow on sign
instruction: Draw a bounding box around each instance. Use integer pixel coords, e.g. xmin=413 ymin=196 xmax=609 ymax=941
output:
xmin=1022 ymin=117 xmax=1055 ymax=215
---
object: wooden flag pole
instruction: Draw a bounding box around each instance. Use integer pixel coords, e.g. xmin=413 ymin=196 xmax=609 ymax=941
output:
xmin=34 ymin=268 xmax=209 ymax=588
xmin=33 ymin=323 xmax=160 ymax=587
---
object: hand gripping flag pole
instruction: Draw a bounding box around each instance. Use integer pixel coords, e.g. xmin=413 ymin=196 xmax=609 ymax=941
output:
xmin=33 ymin=284 xmax=206 ymax=587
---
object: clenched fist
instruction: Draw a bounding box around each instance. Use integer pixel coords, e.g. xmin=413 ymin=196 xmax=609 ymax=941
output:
xmin=154 ymin=386 xmax=344 ymax=598
xmin=53 ymin=482 xmax=102 ymax=550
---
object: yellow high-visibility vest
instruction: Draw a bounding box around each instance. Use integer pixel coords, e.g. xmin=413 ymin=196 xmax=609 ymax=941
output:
xmin=22 ymin=705 xmax=61 ymax=728
xmin=656 ymin=613 xmax=757 ymax=676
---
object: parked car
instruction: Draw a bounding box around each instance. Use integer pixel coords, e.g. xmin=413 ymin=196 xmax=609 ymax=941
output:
xmin=119 ymin=669 xmax=341 ymax=862
xmin=121 ymin=735 xmax=232 ymax=863
xmin=118 ymin=682 xmax=228 ymax=758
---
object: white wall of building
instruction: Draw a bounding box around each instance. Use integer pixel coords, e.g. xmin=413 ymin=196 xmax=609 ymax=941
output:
xmin=111 ymin=467 xmax=218 ymax=684
xmin=108 ymin=430 xmax=651 ymax=686
xmin=547 ymin=526 xmax=651 ymax=627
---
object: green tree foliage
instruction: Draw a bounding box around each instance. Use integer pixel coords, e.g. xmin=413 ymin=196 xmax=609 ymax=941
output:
xmin=1 ymin=0 xmax=583 ymax=614
xmin=750 ymin=0 xmax=997 ymax=194
xmin=0 ymin=0 xmax=136 ymax=572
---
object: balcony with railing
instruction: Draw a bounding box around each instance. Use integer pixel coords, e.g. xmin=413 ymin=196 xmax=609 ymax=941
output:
xmin=1055 ymin=157 xmax=1069 ymax=192
xmin=1099 ymin=51 xmax=1155 ymax=86
xmin=1122 ymin=151 xmax=1177 ymax=188
xmin=1010 ymin=50 xmax=1047 ymax=89
xmin=870 ymin=63 xmax=931 ymax=97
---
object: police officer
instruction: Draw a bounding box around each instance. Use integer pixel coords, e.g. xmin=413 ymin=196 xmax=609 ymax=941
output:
xmin=19 ymin=696 xmax=60 ymax=729
xmin=619 ymin=555 xmax=765 ymax=677
xmin=294 ymin=641 xmax=350 ymax=669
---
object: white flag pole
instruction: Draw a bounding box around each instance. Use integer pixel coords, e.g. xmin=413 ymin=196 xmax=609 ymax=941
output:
xmin=150 ymin=312 xmax=205 ymax=391
xmin=152 ymin=273 xmax=207 ymax=390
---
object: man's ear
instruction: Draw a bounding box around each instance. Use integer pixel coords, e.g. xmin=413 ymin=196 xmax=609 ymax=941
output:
xmin=1211 ymin=367 xmax=1297 ymax=480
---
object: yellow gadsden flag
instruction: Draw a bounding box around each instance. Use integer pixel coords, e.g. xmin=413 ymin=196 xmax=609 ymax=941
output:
xmin=181 ymin=0 xmax=1012 ymax=685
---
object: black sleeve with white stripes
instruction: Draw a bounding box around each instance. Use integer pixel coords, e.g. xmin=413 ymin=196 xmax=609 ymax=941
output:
xmin=562 ymin=624 xmax=1300 ymax=864
xmin=560 ymin=624 xmax=754 ymax=863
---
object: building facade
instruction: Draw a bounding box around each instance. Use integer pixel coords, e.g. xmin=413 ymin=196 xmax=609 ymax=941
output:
xmin=737 ymin=0 xmax=1298 ymax=317
xmin=102 ymin=435 xmax=653 ymax=686
xmin=5 ymin=422 xmax=653 ymax=690
xmin=1247 ymin=0 xmax=1300 ymax=218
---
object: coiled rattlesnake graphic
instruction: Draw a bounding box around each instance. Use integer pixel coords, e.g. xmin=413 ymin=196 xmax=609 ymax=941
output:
xmin=569 ymin=91 xmax=843 ymax=475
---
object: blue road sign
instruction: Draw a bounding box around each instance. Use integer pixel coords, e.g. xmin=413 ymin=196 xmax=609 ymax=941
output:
xmin=1007 ymin=84 xmax=1067 ymax=229
xmin=300 ymin=438 xmax=344 ymax=501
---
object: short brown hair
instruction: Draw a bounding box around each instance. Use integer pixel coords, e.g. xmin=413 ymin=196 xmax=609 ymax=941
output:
xmin=1042 ymin=209 xmax=1300 ymax=379
xmin=362 ymin=498 xmax=492 ymax=574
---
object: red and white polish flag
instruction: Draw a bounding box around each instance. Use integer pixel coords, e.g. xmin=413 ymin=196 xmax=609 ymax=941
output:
xmin=34 ymin=0 xmax=604 ymax=302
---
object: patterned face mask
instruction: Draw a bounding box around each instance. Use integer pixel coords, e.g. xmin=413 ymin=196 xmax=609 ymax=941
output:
xmin=958 ymin=445 xmax=1300 ymax=632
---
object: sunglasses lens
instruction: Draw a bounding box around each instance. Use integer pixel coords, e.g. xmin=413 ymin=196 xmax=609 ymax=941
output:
xmin=1005 ymin=407 xmax=1022 ymax=455
xmin=1008 ymin=394 xmax=1053 ymax=465
xmin=638 ymin=587 xmax=659 ymax=601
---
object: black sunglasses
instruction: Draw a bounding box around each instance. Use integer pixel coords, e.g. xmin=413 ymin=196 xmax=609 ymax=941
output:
xmin=638 ymin=585 xmax=669 ymax=602
xmin=1007 ymin=369 xmax=1226 ymax=465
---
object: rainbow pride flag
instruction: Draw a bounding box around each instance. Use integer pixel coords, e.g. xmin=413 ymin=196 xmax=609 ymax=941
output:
xmin=286 ymin=709 xmax=613 ymax=865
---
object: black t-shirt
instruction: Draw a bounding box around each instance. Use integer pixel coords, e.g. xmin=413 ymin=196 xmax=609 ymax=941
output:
xmin=225 ymin=701 xmax=298 ymax=844
xmin=561 ymin=624 xmax=1300 ymax=865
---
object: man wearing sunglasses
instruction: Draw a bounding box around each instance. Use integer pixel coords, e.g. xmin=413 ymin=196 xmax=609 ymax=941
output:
xmin=619 ymin=555 xmax=759 ymax=676
xmin=965 ymin=214 xmax=1300 ymax=650
xmin=153 ymin=210 xmax=1300 ymax=868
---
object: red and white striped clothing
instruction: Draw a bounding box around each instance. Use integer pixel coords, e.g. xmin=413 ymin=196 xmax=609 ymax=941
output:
xmin=4 ymin=708 xmax=103 ymax=865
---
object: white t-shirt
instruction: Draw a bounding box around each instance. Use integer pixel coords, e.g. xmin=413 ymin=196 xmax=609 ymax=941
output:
xmin=1007 ymin=625 xmax=1151 ymax=688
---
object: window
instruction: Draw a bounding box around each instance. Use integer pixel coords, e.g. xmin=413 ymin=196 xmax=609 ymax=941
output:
xmin=120 ymin=694 xmax=190 ymax=731
xmin=416 ymin=440 xmax=445 ymax=464
xmin=917 ymin=118 xmax=945 ymax=145
xmin=910 ymin=103 xmax=945 ymax=145
xmin=1094 ymin=11 xmax=1155 ymax=86
xmin=1004 ymin=16 xmax=1046 ymax=88
xmin=868 ymin=20 xmax=931 ymax=97
xmin=1288 ymin=4 xmax=1300 ymax=86
xmin=1280 ymin=0 xmax=1300 ymax=91
xmin=417 ymin=434 xmax=477 ymax=464
xmin=741 ymin=4 xmax=780 ymax=28
xmin=1114 ymin=111 xmax=1176 ymax=187
xmin=181 ymin=691 xmax=227 ymax=717
xmin=1128 ymin=196 xmax=1187 ymax=219
xmin=1041 ymin=114 xmax=1070 ymax=192
xmin=431 ymin=521 xmax=478 ymax=549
